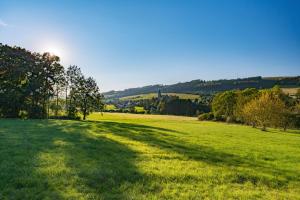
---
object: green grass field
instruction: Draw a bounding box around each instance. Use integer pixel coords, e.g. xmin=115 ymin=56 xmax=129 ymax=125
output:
xmin=0 ymin=113 xmax=300 ymax=199
xmin=119 ymin=93 xmax=200 ymax=101
xmin=282 ymin=87 xmax=300 ymax=96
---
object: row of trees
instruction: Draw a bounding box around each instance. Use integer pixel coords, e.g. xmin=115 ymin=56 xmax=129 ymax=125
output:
xmin=0 ymin=43 xmax=103 ymax=119
xmin=104 ymin=76 xmax=300 ymax=98
xmin=106 ymin=93 xmax=211 ymax=116
xmin=199 ymin=86 xmax=300 ymax=130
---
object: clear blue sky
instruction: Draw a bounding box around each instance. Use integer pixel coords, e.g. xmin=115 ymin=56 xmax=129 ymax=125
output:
xmin=1 ymin=0 xmax=299 ymax=91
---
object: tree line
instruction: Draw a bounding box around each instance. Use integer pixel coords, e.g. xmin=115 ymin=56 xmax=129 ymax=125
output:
xmin=199 ymin=86 xmax=300 ymax=130
xmin=104 ymin=76 xmax=300 ymax=99
xmin=105 ymin=92 xmax=212 ymax=116
xmin=0 ymin=43 xmax=103 ymax=119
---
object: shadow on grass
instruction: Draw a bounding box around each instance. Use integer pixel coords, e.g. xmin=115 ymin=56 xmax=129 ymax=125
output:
xmin=83 ymin=120 xmax=300 ymax=189
xmin=0 ymin=120 xmax=146 ymax=199
xmin=0 ymin=119 xmax=299 ymax=199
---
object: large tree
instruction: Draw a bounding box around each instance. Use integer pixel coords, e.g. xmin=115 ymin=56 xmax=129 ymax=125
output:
xmin=1 ymin=43 xmax=102 ymax=119
xmin=66 ymin=66 xmax=103 ymax=120
xmin=234 ymin=88 xmax=259 ymax=122
xmin=242 ymin=91 xmax=286 ymax=131
xmin=212 ymin=90 xmax=238 ymax=121
xmin=75 ymin=77 xmax=103 ymax=120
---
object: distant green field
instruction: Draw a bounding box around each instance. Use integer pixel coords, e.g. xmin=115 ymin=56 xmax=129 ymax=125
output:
xmin=104 ymin=104 xmax=117 ymax=111
xmin=104 ymin=105 xmax=145 ymax=113
xmin=119 ymin=93 xmax=200 ymax=101
xmin=282 ymin=87 xmax=300 ymax=95
xmin=134 ymin=106 xmax=145 ymax=113
xmin=0 ymin=113 xmax=300 ymax=199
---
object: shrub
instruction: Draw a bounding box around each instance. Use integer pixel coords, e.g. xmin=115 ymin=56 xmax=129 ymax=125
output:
xmin=198 ymin=112 xmax=214 ymax=121
xmin=19 ymin=110 xmax=28 ymax=119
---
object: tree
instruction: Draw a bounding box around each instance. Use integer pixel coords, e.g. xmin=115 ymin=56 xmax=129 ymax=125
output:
xmin=0 ymin=44 xmax=64 ymax=119
xmin=234 ymin=88 xmax=259 ymax=122
xmin=66 ymin=65 xmax=84 ymax=119
xmin=212 ymin=91 xmax=238 ymax=121
xmin=0 ymin=44 xmax=102 ymax=120
xmin=74 ymin=77 xmax=103 ymax=120
xmin=242 ymin=92 xmax=286 ymax=131
xmin=158 ymin=89 xmax=162 ymax=99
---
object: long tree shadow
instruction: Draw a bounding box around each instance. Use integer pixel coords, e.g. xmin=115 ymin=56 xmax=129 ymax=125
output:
xmin=0 ymin=119 xmax=148 ymax=199
xmin=1 ymin=119 xmax=299 ymax=199
xmin=85 ymin=120 xmax=300 ymax=189
xmin=0 ymin=120 xmax=66 ymax=199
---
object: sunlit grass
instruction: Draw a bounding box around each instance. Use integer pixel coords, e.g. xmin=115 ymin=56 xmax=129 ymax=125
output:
xmin=0 ymin=113 xmax=300 ymax=199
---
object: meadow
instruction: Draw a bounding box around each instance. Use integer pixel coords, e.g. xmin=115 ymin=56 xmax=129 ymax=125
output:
xmin=0 ymin=113 xmax=300 ymax=199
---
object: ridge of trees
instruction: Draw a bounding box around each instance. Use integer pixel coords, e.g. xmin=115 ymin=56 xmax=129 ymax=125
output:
xmin=104 ymin=76 xmax=300 ymax=99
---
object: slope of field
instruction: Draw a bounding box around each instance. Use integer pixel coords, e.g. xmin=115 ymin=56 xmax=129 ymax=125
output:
xmin=0 ymin=113 xmax=300 ymax=199
xmin=119 ymin=93 xmax=200 ymax=101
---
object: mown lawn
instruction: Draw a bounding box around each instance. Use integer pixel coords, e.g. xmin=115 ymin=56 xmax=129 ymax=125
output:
xmin=0 ymin=113 xmax=300 ymax=199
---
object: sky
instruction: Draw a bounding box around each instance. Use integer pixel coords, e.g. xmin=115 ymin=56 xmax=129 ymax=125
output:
xmin=0 ymin=0 xmax=300 ymax=92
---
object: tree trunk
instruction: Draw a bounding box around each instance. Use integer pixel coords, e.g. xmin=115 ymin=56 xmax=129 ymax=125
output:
xmin=65 ymin=87 xmax=68 ymax=112
xmin=47 ymin=97 xmax=50 ymax=119
xmin=283 ymin=124 xmax=287 ymax=132
xmin=56 ymin=89 xmax=59 ymax=116
xmin=83 ymin=110 xmax=86 ymax=120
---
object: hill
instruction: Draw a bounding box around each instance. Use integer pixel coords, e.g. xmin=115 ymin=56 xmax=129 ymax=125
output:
xmin=104 ymin=76 xmax=300 ymax=99
xmin=119 ymin=93 xmax=200 ymax=101
xmin=1 ymin=113 xmax=300 ymax=199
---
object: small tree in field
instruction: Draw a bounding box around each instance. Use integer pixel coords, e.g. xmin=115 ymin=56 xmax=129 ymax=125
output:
xmin=242 ymin=92 xmax=286 ymax=131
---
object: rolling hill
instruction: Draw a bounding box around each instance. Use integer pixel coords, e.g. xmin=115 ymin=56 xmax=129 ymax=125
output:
xmin=104 ymin=76 xmax=300 ymax=99
xmin=119 ymin=93 xmax=200 ymax=101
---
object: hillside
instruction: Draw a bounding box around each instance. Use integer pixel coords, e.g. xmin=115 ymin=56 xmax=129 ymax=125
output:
xmin=104 ymin=76 xmax=300 ymax=99
xmin=119 ymin=93 xmax=200 ymax=101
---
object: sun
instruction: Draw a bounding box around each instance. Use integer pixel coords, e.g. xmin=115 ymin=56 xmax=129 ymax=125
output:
xmin=45 ymin=46 xmax=61 ymax=57
xmin=39 ymin=41 xmax=68 ymax=61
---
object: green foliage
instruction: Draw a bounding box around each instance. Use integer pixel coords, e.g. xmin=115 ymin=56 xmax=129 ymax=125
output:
xmin=134 ymin=106 xmax=145 ymax=114
xmin=108 ymin=93 xmax=209 ymax=117
xmin=0 ymin=44 xmax=103 ymax=120
xmin=210 ymin=87 xmax=299 ymax=130
xmin=242 ymin=91 xmax=286 ymax=130
xmin=0 ymin=44 xmax=64 ymax=118
xmin=198 ymin=112 xmax=214 ymax=121
xmin=234 ymin=88 xmax=259 ymax=122
xmin=212 ymin=90 xmax=238 ymax=120
xmin=1 ymin=113 xmax=300 ymax=199
xmin=66 ymin=66 xmax=103 ymax=120
xmin=104 ymin=104 xmax=117 ymax=111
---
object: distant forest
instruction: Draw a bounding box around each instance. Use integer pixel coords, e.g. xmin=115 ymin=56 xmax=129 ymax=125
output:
xmin=104 ymin=76 xmax=300 ymax=99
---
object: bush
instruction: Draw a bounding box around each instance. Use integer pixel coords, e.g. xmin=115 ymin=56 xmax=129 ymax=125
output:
xmin=198 ymin=112 xmax=214 ymax=121
xmin=19 ymin=110 xmax=28 ymax=119
xmin=226 ymin=116 xmax=234 ymax=123
xmin=67 ymin=104 xmax=78 ymax=119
